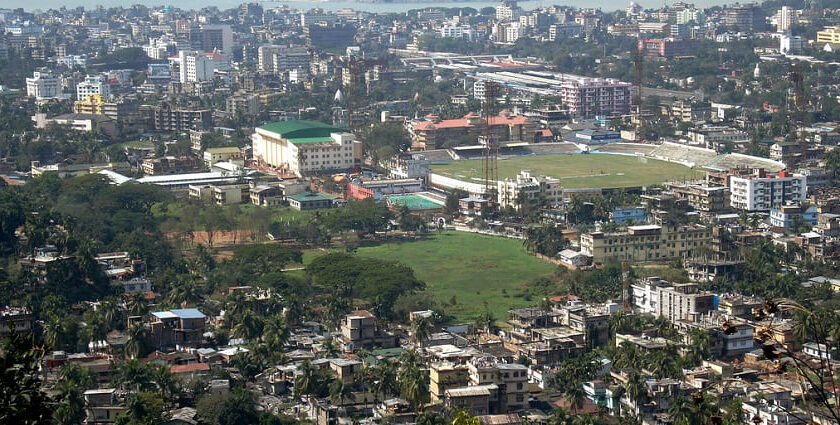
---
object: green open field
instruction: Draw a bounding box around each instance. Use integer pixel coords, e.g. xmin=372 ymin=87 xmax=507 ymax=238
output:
xmin=430 ymin=153 xmax=705 ymax=189
xmin=353 ymin=232 xmax=557 ymax=323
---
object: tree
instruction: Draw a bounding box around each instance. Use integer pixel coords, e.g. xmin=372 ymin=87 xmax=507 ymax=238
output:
xmin=329 ymin=378 xmax=353 ymax=406
xmin=115 ymin=392 xmax=163 ymax=425
xmin=125 ymin=325 xmax=150 ymax=359
xmin=445 ymin=189 xmax=468 ymax=215
xmin=410 ymin=315 xmax=432 ymax=346
xmin=0 ymin=331 xmax=52 ymax=425
xmin=363 ymin=122 xmax=412 ymax=163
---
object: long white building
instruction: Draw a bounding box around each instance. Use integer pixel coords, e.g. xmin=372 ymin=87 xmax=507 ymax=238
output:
xmin=76 ymin=75 xmax=111 ymax=101
xmin=26 ymin=71 xmax=62 ymax=100
xmin=252 ymin=120 xmax=362 ymax=176
xmin=169 ymin=50 xmax=231 ymax=83
xmin=730 ymin=169 xmax=806 ymax=211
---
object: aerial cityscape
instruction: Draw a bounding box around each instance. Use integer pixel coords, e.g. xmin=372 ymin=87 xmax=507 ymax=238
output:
xmin=2 ymin=1 xmax=840 ymax=425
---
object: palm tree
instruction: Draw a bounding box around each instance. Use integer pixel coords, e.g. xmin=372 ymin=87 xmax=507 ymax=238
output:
xmin=410 ymin=316 xmax=432 ymax=347
xmin=329 ymin=378 xmax=353 ymax=406
xmin=125 ymin=324 xmax=149 ymax=359
xmin=295 ymin=360 xmax=319 ymax=397
xmin=167 ymin=275 xmax=201 ymax=307
xmin=668 ymin=395 xmax=695 ymax=425
xmin=623 ymin=370 xmax=646 ymax=417
xmin=52 ymin=379 xmax=86 ymax=425
xmin=400 ymin=364 xmax=429 ymax=411
xmin=262 ymin=314 xmax=291 ymax=353
xmin=232 ymin=309 xmax=264 ymax=342
xmin=116 ymin=359 xmax=153 ymax=392
xmin=563 ymin=379 xmax=585 ymax=415
xmin=126 ymin=295 xmax=149 ymax=318
xmin=151 ymin=364 xmax=177 ymax=401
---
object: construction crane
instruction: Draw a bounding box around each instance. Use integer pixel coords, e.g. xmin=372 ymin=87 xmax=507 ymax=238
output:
xmin=481 ymin=81 xmax=501 ymax=199
xmin=633 ymin=45 xmax=645 ymax=141
xmin=788 ymin=64 xmax=808 ymax=165
xmin=621 ymin=261 xmax=630 ymax=312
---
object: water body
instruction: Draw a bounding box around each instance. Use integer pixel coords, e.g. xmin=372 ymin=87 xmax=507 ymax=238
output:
xmin=9 ymin=0 xmax=729 ymax=14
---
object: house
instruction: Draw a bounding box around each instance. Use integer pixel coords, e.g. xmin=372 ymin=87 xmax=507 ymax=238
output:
xmin=203 ymin=147 xmax=243 ymax=167
xmin=0 ymin=306 xmax=36 ymax=336
xmin=287 ymin=191 xmax=334 ymax=210
xmin=558 ymin=249 xmax=591 ymax=268
xmin=611 ymin=206 xmax=646 ymax=224
xmin=148 ymin=308 xmax=206 ymax=350
xmin=339 ymin=310 xmax=398 ymax=352
xmin=84 ymin=389 xmax=125 ymax=425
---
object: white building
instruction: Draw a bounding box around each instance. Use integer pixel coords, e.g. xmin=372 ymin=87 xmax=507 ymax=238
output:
xmin=780 ymin=33 xmax=806 ymax=53
xmin=496 ymin=3 xmax=522 ymax=22
xmin=497 ymin=170 xmax=563 ymax=210
xmin=252 ymin=120 xmax=362 ymax=176
xmin=26 ymin=71 xmax=62 ymax=100
xmin=258 ymin=45 xmax=309 ymax=74
xmin=630 ymin=277 xmax=715 ymax=323
xmin=76 ymin=75 xmax=111 ymax=101
xmin=440 ymin=24 xmax=464 ymax=38
xmin=170 ymin=50 xmax=231 ymax=83
xmin=730 ymin=170 xmax=806 ymax=211
xmin=774 ymin=6 xmax=798 ymax=32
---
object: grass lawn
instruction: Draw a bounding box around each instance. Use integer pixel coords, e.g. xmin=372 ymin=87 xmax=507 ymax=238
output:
xmin=430 ymin=153 xmax=705 ymax=189
xmin=353 ymin=232 xmax=557 ymax=323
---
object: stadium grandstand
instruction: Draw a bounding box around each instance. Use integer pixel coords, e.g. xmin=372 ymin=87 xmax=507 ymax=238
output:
xmin=593 ymin=143 xmax=658 ymax=156
xmin=705 ymin=153 xmax=785 ymax=172
xmin=646 ymin=142 xmax=719 ymax=167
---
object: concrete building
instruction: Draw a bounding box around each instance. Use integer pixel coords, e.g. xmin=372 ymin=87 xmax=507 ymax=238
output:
xmin=258 ymin=45 xmax=309 ymax=74
xmin=152 ymin=104 xmax=213 ymax=132
xmin=287 ymin=191 xmax=334 ymax=210
xmin=637 ymin=38 xmax=701 ymax=58
xmin=816 ymin=26 xmax=840 ymax=45
xmin=148 ymin=308 xmax=206 ymax=349
xmin=26 ymin=71 xmax=62 ymax=100
xmin=774 ymin=6 xmax=798 ymax=31
xmin=729 ymin=169 xmax=807 ymax=211
xmin=203 ymin=147 xmax=243 ymax=167
xmin=251 ymin=120 xmax=362 ymax=176
xmin=170 ymin=50 xmax=231 ymax=83
xmin=722 ymin=4 xmax=763 ymax=31
xmin=410 ymin=112 xmax=534 ymax=149
xmin=631 ymin=277 xmax=715 ymax=322
xmin=497 ymin=170 xmax=562 ymax=210
xmin=76 ymin=75 xmax=110 ymax=101
xmin=769 ymin=203 xmax=817 ymax=229
xmin=73 ymin=94 xmax=122 ymax=120
xmin=339 ymin=310 xmax=398 ymax=352
xmin=580 ymin=224 xmax=711 ymax=264
xmin=666 ymin=182 xmax=730 ymax=213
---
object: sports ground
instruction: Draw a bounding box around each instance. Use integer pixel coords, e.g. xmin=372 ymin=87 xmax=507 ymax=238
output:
xmin=430 ymin=153 xmax=705 ymax=189
xmin=354 ymin=231 xmax=556 ymax=323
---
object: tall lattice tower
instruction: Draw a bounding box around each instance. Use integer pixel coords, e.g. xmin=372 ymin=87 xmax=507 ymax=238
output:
xmin=633 ymin=47 xmax=645 ymax=140
xmin=788 ymin=64 xmax=808 ymax=163
xmin=481 ymin=81 xmax=501 ymax=198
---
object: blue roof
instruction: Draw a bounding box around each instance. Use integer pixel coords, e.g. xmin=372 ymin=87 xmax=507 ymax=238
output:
xmin=169 ymin=308 xmax=206 ymax=319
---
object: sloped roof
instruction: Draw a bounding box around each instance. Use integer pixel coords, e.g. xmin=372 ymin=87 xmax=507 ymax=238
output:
xmin=258 ymin=120 xmax=346 ymax=144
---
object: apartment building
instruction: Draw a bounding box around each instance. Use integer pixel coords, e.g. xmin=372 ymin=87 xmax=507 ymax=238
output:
xmin=73 ymin=94 xmax=122 ymax=120
xmin=152 ymin=103 xmax=213 ymax=131
xmin=558 ymin=76 xmax=632 ymax=118
xmin=580 ymin=224 xmax=712 ymax=264
xmin=169 ymin=50 xmax=231 ymax=83
xmin=637 ymin=38 xmax=701 ymax=58
xmin=148 ymin=308 xmax=206 ymax=349
xmin=26 ymin=71 xmax=62 ymax=100
xmin=252 ymin=120 xmax=362 ymax=176
xmin=465 ymin=358 xmax=528 ymax=413
xmin=142 ymin=156 xmax=202 ymax=175
xmin=666 ymin=182 xmax=730 ymax=213
xmin=497 ymin=170 xmax=562 ymax=210
xmin=76 ymin=75 xmax=110 ymax=101
xmin=729 ymin=169 xmax=806 ymax=211
xmin=339 ymin=310 xmax=398 ymax=352
xmin=258 ymin=45 xmax=309 ymax=74
xmin=816 ymin=26 xmax=840 ymax=45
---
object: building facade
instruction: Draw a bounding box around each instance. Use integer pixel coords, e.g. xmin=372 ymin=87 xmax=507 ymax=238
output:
xmin=729 ymin=170 xmax=807 ymax=211
xmin=252 ymin=120 xmax=362 ymax=176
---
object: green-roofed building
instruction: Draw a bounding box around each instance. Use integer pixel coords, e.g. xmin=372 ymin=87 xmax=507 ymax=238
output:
xmin=252 ymin=120 xmax=361 ymax=176
xmin=287 ymin=191 xmax=335 ymax=210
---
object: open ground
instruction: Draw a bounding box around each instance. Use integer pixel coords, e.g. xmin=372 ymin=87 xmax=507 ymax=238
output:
xmin=430 ymin=153 xmax=705 ymax=189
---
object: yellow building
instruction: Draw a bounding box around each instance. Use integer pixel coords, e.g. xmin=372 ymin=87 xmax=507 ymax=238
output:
xmin=580 ymin=224 xmax=712 ymax=264
xmin=73 ymin=94 xmax=119 ymax=119
xmin=816 ymin=26 xmax=840 ymax=44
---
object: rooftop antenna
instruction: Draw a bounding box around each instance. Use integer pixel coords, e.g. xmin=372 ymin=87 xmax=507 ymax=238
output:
xmin=481 ymin=81 xmax=501 ymax=199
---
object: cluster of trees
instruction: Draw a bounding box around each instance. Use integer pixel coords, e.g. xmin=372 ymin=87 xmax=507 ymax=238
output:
xmin=307 ymin=252 xmax=425 ymax=320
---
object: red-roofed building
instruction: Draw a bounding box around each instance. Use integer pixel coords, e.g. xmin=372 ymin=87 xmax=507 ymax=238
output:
xmin=410 ymin=112 xmax=535 ymax=149
xmin=170 ymin=362 xmax=210 ymax=376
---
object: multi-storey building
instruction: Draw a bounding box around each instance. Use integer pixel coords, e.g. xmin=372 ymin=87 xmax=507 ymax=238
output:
xmin=169 ymin=50 xmax=230 ymax=83
xmin=466 ymin=358 xmax=528 ymax=413
xmin=26 ymin=71 xmax=62 ymax=100
xmin=410 ymin=112 xmax=535 ymax=149
xmin=152 ymin=103 xmax=213 ymax=132
xmin=666 ymin=182 xmax=730 ymax=213
xmin=497 ymin=170 xmax=562 ymax=210
xmin=496 ymin=0 xmax=522 ymax=22
xmin=76 ymin=75 xmax=111 ymax=101
xmin=816 ymin=26 xmax=840 ymax=45
xmin=257 ymin=45 xmax=309 ymax=74
xmin=148 ymin=308 xmax=206 ymax=349
xmin=188 ymin=24 xmax=233 ymax=55
xmin=580 ymin=224 xmax=712 ymax=264
xmin=722 ymin=3 xmax=763 ymax=31
xmin=73 ymin=94 xmax=123 ymax=120
xmin=631 ymin=277 xmax=715 ymax=323
xmin=252 ymin=120 xmax=362 ymax=176
xmin=774 ymin=6 xmax=798 ymax=31
xmin=339 ymin=310 xmax=398 ymax=352
xmin=637 ymin=38 xmax=701 ymax=58
xmin=729 ymin=169 xmax=807 ymax=211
